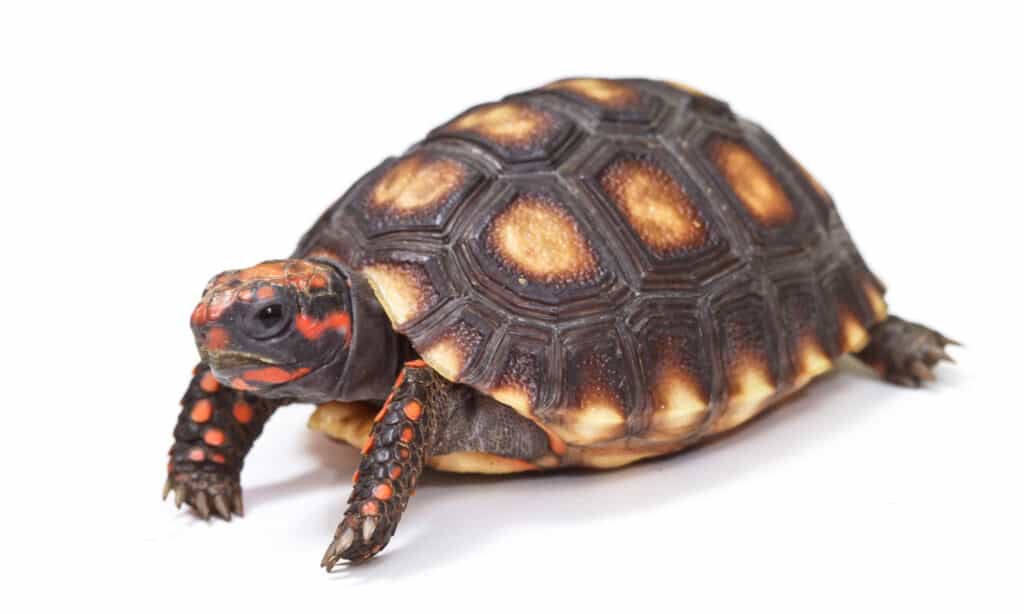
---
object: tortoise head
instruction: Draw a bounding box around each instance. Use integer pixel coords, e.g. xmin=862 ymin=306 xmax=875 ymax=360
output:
xmin=190 ymin=259 xmax=353 ymax=398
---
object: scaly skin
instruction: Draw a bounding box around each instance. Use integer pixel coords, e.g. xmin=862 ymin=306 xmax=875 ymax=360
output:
xmin=857 ymin=316 xmax=959 ymax=387
xmin=321 ymin=361 xmax=450 ymax=569
xmin=164 ymin=363 xmax=284 ymax=519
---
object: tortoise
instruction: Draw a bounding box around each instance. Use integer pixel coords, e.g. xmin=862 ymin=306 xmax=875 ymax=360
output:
xmin=165 ymin=77 xmax=956 ymax=569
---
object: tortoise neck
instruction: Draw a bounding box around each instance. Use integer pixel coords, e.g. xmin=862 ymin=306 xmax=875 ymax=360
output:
xmin=331 ymin=268 xmax=411 ymax=402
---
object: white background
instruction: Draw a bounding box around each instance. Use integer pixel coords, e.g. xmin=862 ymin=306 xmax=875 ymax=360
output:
xmin=2 ymin=2 xmax=1021 ymax=612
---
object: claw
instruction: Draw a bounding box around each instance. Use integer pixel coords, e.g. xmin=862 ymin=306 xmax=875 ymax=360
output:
xmin=213 ymin=494 xmax=231 ymax=521
xmin=321 ymin=528 xmax=355 ymax=571
xmin=891 ymin=374 xmax=918 ymax=388
xmin=162 ymin=477 xmax=172 ymax=501
xmin=232 ymin=492 xmax=244 ymax=517
xmin=195 ymin=491 xmax=211 ymax=519
xmin=910 ymin=362 xmax=936 ymax=383
xmin=362 ymin=517 xmax=377 ymax=542
xmin=174 ymin=484 xmax=187 ymax=509
xmin=940 ymin=335 xmax=963 ymax=347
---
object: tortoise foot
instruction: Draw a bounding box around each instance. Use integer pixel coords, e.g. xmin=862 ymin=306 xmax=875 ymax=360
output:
xmin=857 ymin=316 xmax=959 ymax=387
xmin=163 ymin=469 xmax=244 ymax=521
xmin=321 ymin=506 xmax=397 ymax=570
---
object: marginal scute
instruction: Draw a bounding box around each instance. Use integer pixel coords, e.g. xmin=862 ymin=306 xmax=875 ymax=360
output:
xmin=840 ymin=308 xmax=871 ymax=354
xmin=649 ymin=367 xmax=709 ymax=438
xmin=663 ymin=80 xmax=705 ymax=96
xmin=360 ymin=261 xmax=437 ymax=328
xmin=599 ymin=156 xmax=708 ymax=256
xmin=421 ymin=322 xmax=483 ymax=382
xmin=487 ymin=194 xmax=600 ymax=284
xmin=794 ymin=335 xmax=833 ymax=387
xmin=550 ymin=389 xmax=627 ymax=445
xmin=369 ymin=153 xmax=468 ymax=215
xmin=447 ymin=102 xmax=554 ymax=147
xmin=710 ymin=358 xmax=777 ymax=434
xmin=545 ymin=78 xmax=641 ymax=108
xmin=709 ymin=138 xmax=796 ymax=227
xmin=862 ymin=280 xmax=889 ymax=321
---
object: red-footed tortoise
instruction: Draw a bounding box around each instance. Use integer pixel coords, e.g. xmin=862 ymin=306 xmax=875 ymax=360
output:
xmin=166 ymin=77 xmax=956 ymax=568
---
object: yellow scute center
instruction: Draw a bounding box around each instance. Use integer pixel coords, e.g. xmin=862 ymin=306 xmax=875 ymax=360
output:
xmin=489 ymin=196 xmax=598 ymax=283
xmin=450 ymin=102 xmax=551 ymax=145
xmin=600 ymin=158 xmax=707 ymax=255
xmin=711 ymin=139 xmax=795 ymax=226
xmin=370 ymin=154 xmax=465 ymax=213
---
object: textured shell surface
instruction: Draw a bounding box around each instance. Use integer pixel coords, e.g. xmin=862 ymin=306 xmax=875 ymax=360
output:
xmin=295 ymin=77 xmax=888 ymax=467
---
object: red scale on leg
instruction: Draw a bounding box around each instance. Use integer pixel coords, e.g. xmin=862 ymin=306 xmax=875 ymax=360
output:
xmin=322 ymin=365 xmax=442 ymax=569
xmin=165 ymin=363 xmax=283 ymax=520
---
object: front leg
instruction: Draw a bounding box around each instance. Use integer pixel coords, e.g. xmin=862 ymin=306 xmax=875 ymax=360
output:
xmin=164 ymin=363 xmax=284 ymax=519
xmin=321 ymin=361 xmax=455 ymax=569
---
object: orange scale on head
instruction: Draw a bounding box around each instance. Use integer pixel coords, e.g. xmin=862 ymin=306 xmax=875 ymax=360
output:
xmin=231 ymin=377 xmax=254 ymax=391
xmin=205 ymin=327 xmax=230 ymax=351
xmin=190 ymin=303 xmax=209 ymax=327
xmin=238 ymin=288 xmax=255 ymax=302
xmin=256 ymin=286 xmax=276 ymax=300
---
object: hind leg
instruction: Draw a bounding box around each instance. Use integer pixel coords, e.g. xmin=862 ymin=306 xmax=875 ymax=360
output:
xmin=856 ymin=316 xmax=959 ymax=387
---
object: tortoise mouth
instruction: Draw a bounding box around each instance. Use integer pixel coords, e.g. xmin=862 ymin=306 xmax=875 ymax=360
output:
xmin=202 ymin=349 xmax=280 ymax=371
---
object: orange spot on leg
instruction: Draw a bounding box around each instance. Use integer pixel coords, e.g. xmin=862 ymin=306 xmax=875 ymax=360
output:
xmin=402 ymin=400 xmax=422 ymax=421
xmin=372 ymin=483 xmax=393 ymax=500
xmin=389 ymin=465 xmax=402 ymax=479
xmin=190 ymin=399 xmax=213 ymax=423
xmin=203 ymin=428 xmax=226 ymax=446
xmin=360 ymin=500 xmax=379 ymax=515
xmin=211 ymin=453 xmax=226 ymax=464
xmin=405 ymin=359 xmax=427 ymax=368
xmin=232 ymin=401 xmax=253 ymax=424
xmin=199 ymin=371 xmax=220 ymax=393
xmin=188 ymin=448 xmax=205 ymax=462
xmin=400 ymin=427 xmax=414 ymax=443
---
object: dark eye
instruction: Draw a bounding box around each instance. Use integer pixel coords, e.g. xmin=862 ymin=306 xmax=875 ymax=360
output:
xmin=257 ymin=304 xmax=284 ymax=328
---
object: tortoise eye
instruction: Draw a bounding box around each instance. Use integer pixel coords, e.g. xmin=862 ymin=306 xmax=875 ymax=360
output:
xmin=243 ymin=301 xmax=292 ymax=339
xmin=257 ymin=304 xmax=284 ymax=328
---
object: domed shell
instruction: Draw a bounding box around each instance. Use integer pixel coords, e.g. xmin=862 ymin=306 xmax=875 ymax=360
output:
xmin=296 ymin=78 xmax=888 ymax=467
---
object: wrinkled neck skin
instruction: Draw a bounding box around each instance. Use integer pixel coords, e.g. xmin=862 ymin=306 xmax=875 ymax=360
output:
xmin=327 ymin=267 xmax=411 ymax=403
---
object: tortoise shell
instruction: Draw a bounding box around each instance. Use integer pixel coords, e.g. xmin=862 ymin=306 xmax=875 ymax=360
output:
xmin=296 ymin=77 xmax=888 ymax=468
